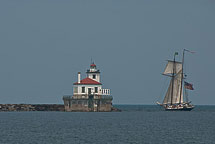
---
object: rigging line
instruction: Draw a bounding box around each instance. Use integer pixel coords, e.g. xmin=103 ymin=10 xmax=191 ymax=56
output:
xmin=158 ymin=76 xmax=169 ymax=103
xmin=184 ymin=85 xmax=189 ymax=102
xmin=184 ymin=49 xmax=196 ymax=54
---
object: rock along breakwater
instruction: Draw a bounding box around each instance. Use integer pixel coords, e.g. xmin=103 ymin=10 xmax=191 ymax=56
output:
xmin=0 ymin=104 xmax=121 ymax=112
xmin=0 ymin=104 xmax=65 ymax=112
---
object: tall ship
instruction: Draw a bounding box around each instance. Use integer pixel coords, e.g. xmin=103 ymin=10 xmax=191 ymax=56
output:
xmin=157 ymin=49 xmax=195 ymax=111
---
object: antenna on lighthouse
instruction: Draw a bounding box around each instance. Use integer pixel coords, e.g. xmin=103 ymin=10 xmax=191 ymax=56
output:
xmin=91 ymin=57 xmax=95 ymax=65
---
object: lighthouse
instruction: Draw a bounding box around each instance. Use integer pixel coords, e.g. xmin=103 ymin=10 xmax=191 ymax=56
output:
xmin=63 ymin=62 xmax=112 ymax=112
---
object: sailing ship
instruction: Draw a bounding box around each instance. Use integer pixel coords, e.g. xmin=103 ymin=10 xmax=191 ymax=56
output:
xmin=157 ymin=49 xmax=195 ymax=111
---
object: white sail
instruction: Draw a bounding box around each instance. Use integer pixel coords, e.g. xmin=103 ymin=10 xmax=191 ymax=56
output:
xmin=163 ymin=60 xmax=182 ymax=75
xmin=163 ymin=70 xmax=183 ymax=104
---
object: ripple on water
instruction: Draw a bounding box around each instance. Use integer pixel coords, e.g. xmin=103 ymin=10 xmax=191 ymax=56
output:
xmin=0 ymin=105 xmax=214 ymax=144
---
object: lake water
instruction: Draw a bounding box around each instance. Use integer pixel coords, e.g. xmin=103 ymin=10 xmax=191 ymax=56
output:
xmin=0 ymin=105 xmax=215 ymax=144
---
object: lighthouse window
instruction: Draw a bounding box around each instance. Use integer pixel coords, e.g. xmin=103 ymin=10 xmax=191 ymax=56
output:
xmin=74 ymin=87 xmax=78 ymax=93
xmin=93 ymin=74 xmax=96 ymax=79
xmin=95 ymin=87 xmax=98 ymax=93
xmin=82 ymin=87 xmax=85 ymax=93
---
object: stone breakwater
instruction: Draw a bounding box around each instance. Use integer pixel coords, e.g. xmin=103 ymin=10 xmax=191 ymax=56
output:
xmin=0 ymin=104 xmax=65 ymax=112
xmin=0 ymin=104 xmax=121 ymax=112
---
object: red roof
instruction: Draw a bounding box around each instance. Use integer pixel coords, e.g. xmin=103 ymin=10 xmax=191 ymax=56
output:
xmin=74 ymin=77 xmax=102 ymax=85
xmin=90 ymin=63 xmax=96 ymax=67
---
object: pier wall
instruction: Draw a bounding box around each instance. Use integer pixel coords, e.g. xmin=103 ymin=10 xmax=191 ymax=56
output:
xmin=63 ymin=95 xmax=114 ymax=112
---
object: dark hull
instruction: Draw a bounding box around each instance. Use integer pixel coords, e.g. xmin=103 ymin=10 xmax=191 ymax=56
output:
xmin=165 ymin=107 xmax=194 ymax=111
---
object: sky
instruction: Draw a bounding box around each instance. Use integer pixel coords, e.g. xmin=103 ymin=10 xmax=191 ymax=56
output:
xmin=0 ymin=0 xmax=215 ymax=105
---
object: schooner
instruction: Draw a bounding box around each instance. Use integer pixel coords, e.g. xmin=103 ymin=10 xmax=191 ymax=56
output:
xmin=157 ymin=49 xmax=195 ymax=111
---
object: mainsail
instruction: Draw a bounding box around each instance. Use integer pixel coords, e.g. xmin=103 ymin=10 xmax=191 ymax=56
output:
xmin=163 ymin=60 xmax=182 ymax=75
xmin=163 ymin=70 xmax=183 ymax=104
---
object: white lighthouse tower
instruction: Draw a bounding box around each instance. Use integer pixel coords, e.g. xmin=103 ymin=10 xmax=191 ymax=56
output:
xmin=86 ymin=62 xmax=100 ymax=82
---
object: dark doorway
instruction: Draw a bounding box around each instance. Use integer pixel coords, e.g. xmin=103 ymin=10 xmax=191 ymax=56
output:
xmin=88 ymin=88 xmax=92 ymax=94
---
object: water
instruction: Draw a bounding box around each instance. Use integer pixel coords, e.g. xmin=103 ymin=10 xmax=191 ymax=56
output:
xmin=0 ymin=105 xmax=215 ymax=144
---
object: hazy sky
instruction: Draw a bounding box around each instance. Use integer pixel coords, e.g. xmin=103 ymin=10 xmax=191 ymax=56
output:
xmin=0 ymin=0 xmax=214 ymax=104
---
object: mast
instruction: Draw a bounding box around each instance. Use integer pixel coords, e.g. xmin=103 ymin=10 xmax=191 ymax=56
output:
xmin=179 ymin=49 xmax=185 ymax=104
xmin=170 ymin=52 xmax=177 ymax=105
